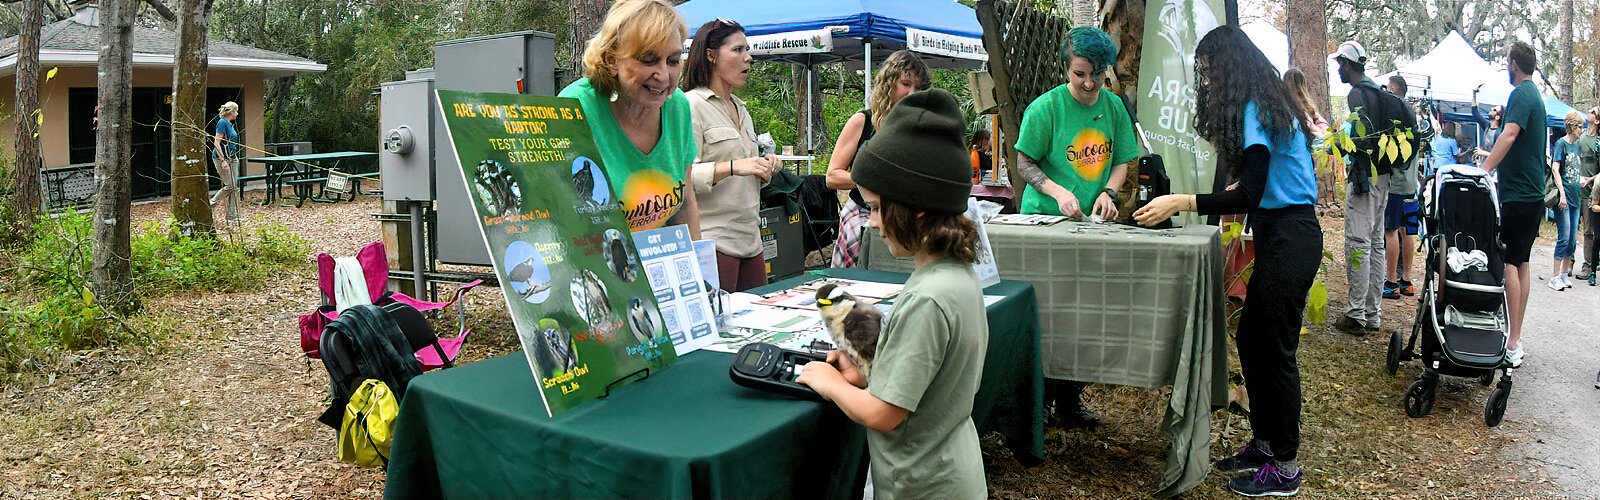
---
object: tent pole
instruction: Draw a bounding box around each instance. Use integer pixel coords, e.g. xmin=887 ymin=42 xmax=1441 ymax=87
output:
xmin=864 ymin=39 xmax=873 ymax=110
xmin=806 ymin=60 xmax=815 ymax=174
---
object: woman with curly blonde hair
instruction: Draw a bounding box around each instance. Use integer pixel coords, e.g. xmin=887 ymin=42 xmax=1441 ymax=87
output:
xmin=825 ymin=50 xmax=930 ymax=268
xmin=559 ymin=0 xmax=701 ymax=235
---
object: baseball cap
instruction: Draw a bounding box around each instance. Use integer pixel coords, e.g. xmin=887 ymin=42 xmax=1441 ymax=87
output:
xmin=1332 ymin=41 xmax=1367 ymax=64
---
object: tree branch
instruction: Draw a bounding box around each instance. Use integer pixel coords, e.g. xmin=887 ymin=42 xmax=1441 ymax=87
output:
xmin=140 ymin=0 xmax=175 ymax=21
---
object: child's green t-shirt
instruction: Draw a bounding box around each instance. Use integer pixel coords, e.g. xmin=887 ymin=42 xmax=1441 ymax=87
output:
xmin=866 ymin=259 xmax=988 ymax=500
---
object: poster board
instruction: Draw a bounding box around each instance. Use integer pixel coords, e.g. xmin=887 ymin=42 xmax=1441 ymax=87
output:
xmin=633 ymin=226 xmax=720 ymax=355
xmin=1135 ymin=0 xmax=1226 ymax=224
xmin=435 ymin=90 xmax=676 ymax=417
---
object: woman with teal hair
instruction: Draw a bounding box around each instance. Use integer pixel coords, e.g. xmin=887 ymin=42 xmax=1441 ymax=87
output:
xmin=1013 ymin=26 xmax=1142 ymax=428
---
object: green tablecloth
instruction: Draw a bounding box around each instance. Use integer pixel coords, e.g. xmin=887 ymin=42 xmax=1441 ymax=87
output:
xmin=865 ymin=221 xmax=1227 ymax=498
xmin=383 ymin=268 xmax=1043 ymax=499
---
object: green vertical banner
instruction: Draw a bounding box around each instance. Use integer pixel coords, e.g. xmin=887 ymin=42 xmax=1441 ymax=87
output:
xmin=1136 ymin=0 xmax=1226 ymax=213
xmin=435 ymin=90 xmax=676 ymax=417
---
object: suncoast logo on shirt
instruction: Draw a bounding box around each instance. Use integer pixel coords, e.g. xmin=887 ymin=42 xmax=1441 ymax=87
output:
xmin=621 ymin=169 xmax=686 ymax=230
xmin=1065 ymin=129 xmax=1113 ymax=181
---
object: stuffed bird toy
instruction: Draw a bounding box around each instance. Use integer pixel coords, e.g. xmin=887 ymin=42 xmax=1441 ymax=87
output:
xmin=815 ymin=283 xmax=882 ymax=377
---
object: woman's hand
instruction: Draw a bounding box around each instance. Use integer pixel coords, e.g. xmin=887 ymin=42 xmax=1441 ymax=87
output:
xmin=795 ymin=360 xmax=847 ymax=400
xmin=1049 ymin=187 xmax=1083 ymax=218
xmin=1133 ymin=194 xmax=1188 ymax=226
xmin=1092 ymin=191 xmax=1119 ymax=221
xmin=733 ymin=156 xmax=776 ymax=182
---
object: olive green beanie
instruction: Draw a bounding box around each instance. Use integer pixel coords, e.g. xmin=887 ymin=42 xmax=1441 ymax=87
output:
xmin=850 ymin=88 xmax=972 ymax=213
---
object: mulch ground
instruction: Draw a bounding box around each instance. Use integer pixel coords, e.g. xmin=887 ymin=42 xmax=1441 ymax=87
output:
xmin=0 ymin=194 xmax=1563 ymax=498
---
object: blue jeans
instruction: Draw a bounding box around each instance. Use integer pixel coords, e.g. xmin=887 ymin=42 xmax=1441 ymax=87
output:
xmin=1556 ymin=203 xmax=1581 ymax=260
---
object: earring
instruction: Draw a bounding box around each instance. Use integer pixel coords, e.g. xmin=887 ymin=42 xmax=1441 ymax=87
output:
xmin=609 ymin=91 xmax=619 ymax=103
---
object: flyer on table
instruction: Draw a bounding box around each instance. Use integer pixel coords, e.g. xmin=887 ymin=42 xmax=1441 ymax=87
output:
xmin=435 ymin=90 xmax=676 ymax=417
xmin=633 ymin=225 xmax=719 ymax=355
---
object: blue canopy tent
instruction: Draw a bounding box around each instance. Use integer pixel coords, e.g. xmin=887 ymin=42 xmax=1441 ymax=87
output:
xmin=676 ymin=0 xmax=987 ymax=160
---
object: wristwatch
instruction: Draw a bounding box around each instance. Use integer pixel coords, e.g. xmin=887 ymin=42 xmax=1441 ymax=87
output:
xmin=1101 ymin=188 xmax=1118 ymax=200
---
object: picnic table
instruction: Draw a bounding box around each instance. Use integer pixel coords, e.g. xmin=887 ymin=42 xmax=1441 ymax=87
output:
xmin=242 ymin=151 xmax=378 ymax=207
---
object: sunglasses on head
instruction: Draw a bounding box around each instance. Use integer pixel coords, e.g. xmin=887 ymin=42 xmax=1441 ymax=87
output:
xmin=715 ymin=18 xmax=740 ymax=29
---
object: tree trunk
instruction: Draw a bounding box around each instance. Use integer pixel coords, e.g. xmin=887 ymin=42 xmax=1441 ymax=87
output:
xmin=567 ymin=0 xmax=611 ymax=86
xmin=974 ymin=0 xmax=1022 ymax=188
xmin=267 ymin=75 xmax=294 ymax=144
xmin=1287 ymin=0 xmax=1330 ymax=118
xmin=1560 ymin=0 xmax=1574 ymax=103
xmin=11 ymin=0 xmax=45 ymax=221
xmin=1102 ymin=0 xmax=1144 ymax=95
xmin=170 ymin=0 xmax=215 ymax=238
xmin=92 ymin=0 xmax=140 ymax=314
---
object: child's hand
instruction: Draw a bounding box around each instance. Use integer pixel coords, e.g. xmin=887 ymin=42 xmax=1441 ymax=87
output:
xmin=796 ymin=361 xmax=846 ymax=400
xmin=826 ymin=350 xmax=867 ymax=388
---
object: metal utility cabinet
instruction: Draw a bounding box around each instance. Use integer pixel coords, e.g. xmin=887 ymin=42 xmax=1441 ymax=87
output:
xmin=378 ymin=31 xmax=556 ymax=292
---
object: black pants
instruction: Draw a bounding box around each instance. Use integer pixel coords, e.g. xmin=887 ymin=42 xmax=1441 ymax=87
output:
xmin=1237 ymin=205 xmax=1322 ymax=462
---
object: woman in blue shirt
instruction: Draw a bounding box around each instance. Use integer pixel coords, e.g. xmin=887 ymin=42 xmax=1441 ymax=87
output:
xmin=210 ymin=101 xmax=242 ymax=223
xmin=1134 ymin=26 xmax=1320 ymax=497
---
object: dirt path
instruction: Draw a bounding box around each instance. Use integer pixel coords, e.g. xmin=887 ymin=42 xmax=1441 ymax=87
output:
xmin=1504 ymin=245 xmax=1600 ymax=496
xmin=0 ymin=198 xmax=1578 ymax=498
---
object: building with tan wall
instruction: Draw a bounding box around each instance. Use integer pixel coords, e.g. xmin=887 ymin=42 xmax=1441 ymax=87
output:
xmin=0 ymin=5 xmax=324 ymax=206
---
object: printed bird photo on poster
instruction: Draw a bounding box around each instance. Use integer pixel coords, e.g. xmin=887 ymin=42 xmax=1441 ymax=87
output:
xmin=436 ymin=90 xmax=676 ymax=417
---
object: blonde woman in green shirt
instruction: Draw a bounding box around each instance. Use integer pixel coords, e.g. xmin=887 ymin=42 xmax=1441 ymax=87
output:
xmin=559 ymin=0 xmax=701 ymax=235
xmin=798 ymin=89 xmax=988 ymax=500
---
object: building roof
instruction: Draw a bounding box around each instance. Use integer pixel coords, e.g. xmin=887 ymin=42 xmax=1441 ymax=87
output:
xmin=0 ymin=6 xmax=325 ymax=77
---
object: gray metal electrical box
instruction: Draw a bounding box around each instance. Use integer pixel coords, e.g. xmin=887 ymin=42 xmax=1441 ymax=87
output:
xmin=432 ymin=30 xmax=557 ymax=266
xmin=379 ymin=73 xmax=436 ymax=202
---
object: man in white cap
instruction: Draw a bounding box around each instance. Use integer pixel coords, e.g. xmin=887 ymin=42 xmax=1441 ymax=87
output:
xmin=1331 ymin=40 xmax=1418 ymax=336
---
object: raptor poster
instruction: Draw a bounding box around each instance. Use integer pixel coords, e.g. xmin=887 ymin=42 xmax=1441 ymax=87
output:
xmin=436 ymin=90 xmax=676 ymax=417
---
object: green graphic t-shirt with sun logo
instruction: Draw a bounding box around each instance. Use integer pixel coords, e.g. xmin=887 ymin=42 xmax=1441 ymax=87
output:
xmin=560 ymin=78 xmax=697 ymax=231
xmin=1015 ymin=85 xmax=1141 ymax=216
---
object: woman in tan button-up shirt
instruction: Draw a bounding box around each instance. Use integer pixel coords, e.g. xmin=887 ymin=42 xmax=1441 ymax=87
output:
xmin=683 ymin=18 xmax=778 ymax=292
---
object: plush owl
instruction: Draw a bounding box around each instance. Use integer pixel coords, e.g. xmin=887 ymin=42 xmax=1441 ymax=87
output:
xmin=816 ymin=283 xmax=883 ymax=377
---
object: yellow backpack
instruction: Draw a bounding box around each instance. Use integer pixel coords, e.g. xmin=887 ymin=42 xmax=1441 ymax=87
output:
xmin=339 ymin=379 xmax=399 ymax=468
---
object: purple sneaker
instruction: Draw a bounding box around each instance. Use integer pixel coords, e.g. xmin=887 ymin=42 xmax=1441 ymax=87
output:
xmin=1212 ymin=440 xmax=1273 ymax=474
xmin=1229 ymin=462 xmax=1302 ymax=497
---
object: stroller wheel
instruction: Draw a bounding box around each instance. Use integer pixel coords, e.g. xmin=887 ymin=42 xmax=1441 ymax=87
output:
xmin=1478 ymin=371 xmax=1496 ymax=387
xmin=1404 ymin=377 xmax=1437 ymax=418
xmin=1385 ymin=329 xmax=1404 ymax=375
xmin=1485 ymin=384 xmax=1511 ymax=427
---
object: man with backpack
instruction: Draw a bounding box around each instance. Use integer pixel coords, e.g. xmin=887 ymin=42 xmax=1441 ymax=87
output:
xmin=1333 ymin=41 xmax=1419 ymax=335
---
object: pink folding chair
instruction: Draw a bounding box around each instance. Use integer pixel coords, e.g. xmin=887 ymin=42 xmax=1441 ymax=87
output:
xmin=299 ymin=241 xmax=482 ymax=370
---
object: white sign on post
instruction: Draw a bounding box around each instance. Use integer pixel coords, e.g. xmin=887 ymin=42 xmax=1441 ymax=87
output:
xmin=747 ymin=29 xmax=834 ymax=56
xmin=905 ymin=28 xmax=988 ymax=62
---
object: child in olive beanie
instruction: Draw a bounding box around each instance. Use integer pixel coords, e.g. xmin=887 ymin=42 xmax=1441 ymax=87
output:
xmin=850 ymin=88 xmax=974 ymax=213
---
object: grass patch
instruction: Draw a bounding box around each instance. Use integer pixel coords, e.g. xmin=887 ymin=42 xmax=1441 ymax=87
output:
xmin=0 ymin=213 xmax=309 ymax=373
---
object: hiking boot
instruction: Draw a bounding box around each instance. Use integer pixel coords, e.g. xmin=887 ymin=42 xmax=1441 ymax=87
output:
xmin=1213 ymin=440 xmax=1274 ymax=475
xmin=1333 ymin=316 xmax=1369 ymax=336
xmin=1576 ymin=266 xmax=1593 ymax=281
xmin=1382 ymin=281 xmax=1401 ymax=299
xmin=1398 ymin=279 xmax=1416 ymax=296
xmin=1229 ymin=462 xmax=1302 ymax=497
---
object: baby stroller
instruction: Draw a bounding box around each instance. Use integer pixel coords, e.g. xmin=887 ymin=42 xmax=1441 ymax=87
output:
xmin=1385 ymin=164 xmax=1514 ymax=427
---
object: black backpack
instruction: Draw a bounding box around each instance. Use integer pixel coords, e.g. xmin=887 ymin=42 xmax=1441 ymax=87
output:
xmin=1348 ymin=81 xmax=1421 ymax=176
xmin=316 ymin=304 xmax=424 ymax=430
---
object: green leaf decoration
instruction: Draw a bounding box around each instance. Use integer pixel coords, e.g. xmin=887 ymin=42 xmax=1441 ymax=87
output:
xmin=1306 ymin=279 xmax=1329 ymax=324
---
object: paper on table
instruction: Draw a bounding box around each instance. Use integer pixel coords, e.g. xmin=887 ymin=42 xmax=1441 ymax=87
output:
xmin=989 ymin=214 xmax=1070 ymax=226
xmin=724 ymin=298 xmax=822 ymax=332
